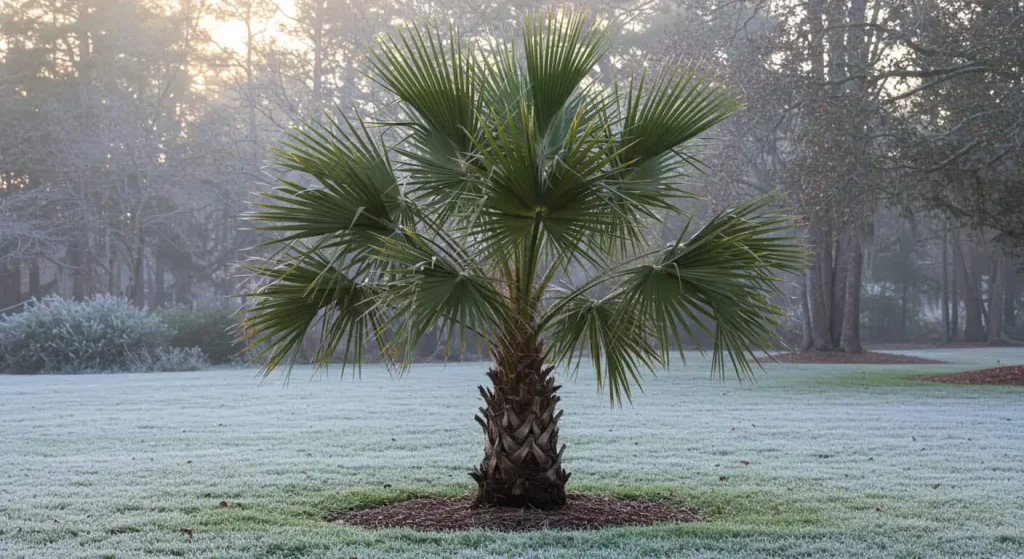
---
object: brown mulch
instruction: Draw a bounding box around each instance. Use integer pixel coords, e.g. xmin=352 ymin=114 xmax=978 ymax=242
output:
xmin=330 ymin=494 xmax=701 ymax=532
xmin=918 ymin=365 xmax=1024 ymax=386
xmin=771 ymin=351 xmax=945 ymax=365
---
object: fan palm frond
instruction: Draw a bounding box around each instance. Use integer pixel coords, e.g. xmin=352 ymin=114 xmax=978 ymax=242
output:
xmin=241 ymin=244 xmax=383 ymax=376
xmin=617 ymin=62 xmax=742 ymax=174
xmin=544 ymin=291 xmax=661 ymax=404
xmin=616 ymin=196 xmax=805 ymax=381
xmin=246 ymin=10 xmax=801 ymax=409
xmin=253 ymin=114 xmax=412 ymax=251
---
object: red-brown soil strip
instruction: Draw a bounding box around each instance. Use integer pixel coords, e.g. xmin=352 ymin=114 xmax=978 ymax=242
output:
xmin=918 ymin=365 xmax=1024 ymax=386
xmin=771 ymin=351 xmax=945 ymax=365
xmin=330 ymin=494 xmax=701 ymax=532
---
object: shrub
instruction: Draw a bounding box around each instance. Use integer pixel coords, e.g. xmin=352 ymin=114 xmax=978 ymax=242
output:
xmin=0 ymin=295 xmax=173 ymax=373
xmin=156 ymin=304 xmax=242 ymax=364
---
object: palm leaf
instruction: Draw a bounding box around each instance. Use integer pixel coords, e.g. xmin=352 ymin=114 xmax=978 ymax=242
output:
xmin=252 ymin=113 xmax=412 ymax=250
xmin=241 ymin=243 xmax=384 ymax=377
xmin=617 ymin=62 xmax=742 ymax=173
xmin=369 ymin=21 xmax=481 ymax=220
xmin=543 ymin=291 xmax=662 ymax=405
xmin=523 ymin=9 xmax=612 ymax=132
xmin=244 ymin=9 xmax=798 ymax=410
xmin=374 ymin=228 xmax=511 ymax=368
xmin=616 ymin=196 xmax=805 ymax=380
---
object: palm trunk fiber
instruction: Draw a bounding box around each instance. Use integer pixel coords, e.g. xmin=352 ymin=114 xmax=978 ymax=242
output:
xmin=471 ymin=338 xmax=569 ymax=510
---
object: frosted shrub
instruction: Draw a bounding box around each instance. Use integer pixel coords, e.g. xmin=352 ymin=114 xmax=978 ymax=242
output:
xmin=0 ymin=295 xmax=174 ymax=373
xmin=157 ymin=304 xmax=242 ymax=364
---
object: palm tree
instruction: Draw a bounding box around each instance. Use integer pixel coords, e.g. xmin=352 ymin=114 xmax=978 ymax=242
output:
xmin=243 ymin=9 xmax=803 ymax=510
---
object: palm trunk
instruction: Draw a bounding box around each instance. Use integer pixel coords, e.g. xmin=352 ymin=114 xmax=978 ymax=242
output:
xmin=472 ymin=335 xmax=568 ymax=509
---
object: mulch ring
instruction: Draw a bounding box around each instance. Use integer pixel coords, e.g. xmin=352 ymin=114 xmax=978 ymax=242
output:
xmin=330 ymin=494 xmax=701 ymax=532
xmin=918 ymin=365 xmax=1024 ymax=386
xmin=771 ymin=351 xmax=945 ymax=365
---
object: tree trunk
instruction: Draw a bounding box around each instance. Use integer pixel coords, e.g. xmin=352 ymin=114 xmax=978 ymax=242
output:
xmin=174 ymin=267 xmax=193 ymax=306
xmin=131 ymin=228 xmax=146 ymax=308
xmin=900 ymin=281 xmax=908 ymax=342
xmin=807 ymin=0 xmax=825 ymax=81
xmin=808 ymin=225 xmax=832 ymax=350
xmin=840 ymin=232 xmax=863 ymax=352
xmin=800 ymin=270 xmax=813 ymax=351
xmin=154 ymin=257 xmax=166 ymax=308
xmin=245 ymin=9 xmax=258 ymax=155
xmin=1006 ymin=268 xmax=1018 ymax=339
xmin=76 ymin=23 xmax=91 ymax=85
xmin=472 ymin=335 xmax=568 ymax=509
xmin=941 ymin=221 xmax=950 ymax=342
xmin=987 ymin=257 xmax=1006 ymax=343
xmin=28 ymin=260 xmax=41 ymax=299
xmin=68 ymin=237 xmax=88 ymax=300
xmin=950 ymin=248 xmax=959 ymax=341
xmin=953 ymin=232 xmax=985 ymax=342
xmin=106 ymin=229 xmax=118 ymax=294
xmin=821 ymin=225 xmax=834 ymax=332
xmin=829 ymin=234 xmax=847 ymax=346
xmin=311 ymin=0 xmax=325 ymax=108
xmin=0 ymin=264 xmax=21 ymax=313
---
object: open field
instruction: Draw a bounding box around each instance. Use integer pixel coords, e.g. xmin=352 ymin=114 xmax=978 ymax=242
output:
xmin=2 ymin=349 xmax=1023 ymax=558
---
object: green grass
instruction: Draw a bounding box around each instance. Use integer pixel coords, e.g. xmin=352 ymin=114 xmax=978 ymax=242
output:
xmin=2 ymin=348 xmax=1023 ymax=558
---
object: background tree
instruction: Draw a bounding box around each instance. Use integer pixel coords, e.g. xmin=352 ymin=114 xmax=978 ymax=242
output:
xmin=2 ymin=0 xmax=1021 ymax=346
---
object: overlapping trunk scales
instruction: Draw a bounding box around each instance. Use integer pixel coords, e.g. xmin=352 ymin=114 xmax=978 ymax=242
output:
xmin=471 ymin=352 xmax=569 ymax=510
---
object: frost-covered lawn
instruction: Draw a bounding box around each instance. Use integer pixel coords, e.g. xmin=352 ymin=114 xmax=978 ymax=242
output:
xmin=2 ymin=349 xmax=1023 ymax=558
